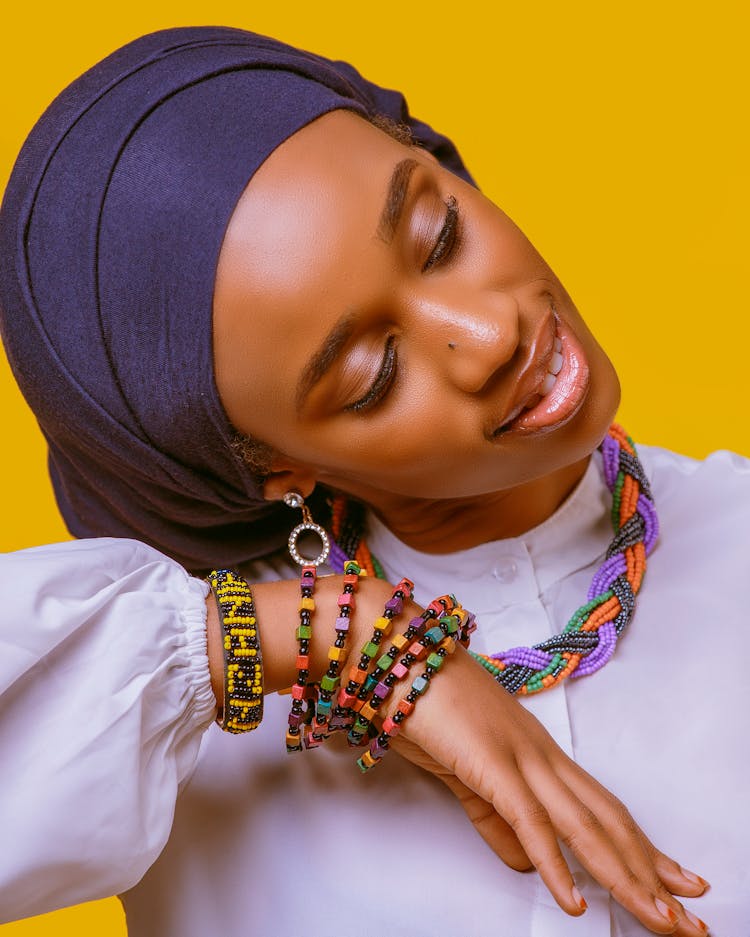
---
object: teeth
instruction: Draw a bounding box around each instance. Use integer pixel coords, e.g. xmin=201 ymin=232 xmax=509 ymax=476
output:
xmin=554 ymin=337 xmax=562 ymax=353
xmin=541 ymin=372 xmax=557 ymax=395
xmin=549 ymin=351 xmax=563 ymax=376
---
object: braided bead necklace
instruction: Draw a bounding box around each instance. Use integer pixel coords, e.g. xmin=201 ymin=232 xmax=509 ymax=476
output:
xmin=327 ymin=424 xmax=658 ymax=696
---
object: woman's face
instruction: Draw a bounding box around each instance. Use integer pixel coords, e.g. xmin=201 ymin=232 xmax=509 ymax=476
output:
xmin=213 ymin=110 xmax=619 ymax=509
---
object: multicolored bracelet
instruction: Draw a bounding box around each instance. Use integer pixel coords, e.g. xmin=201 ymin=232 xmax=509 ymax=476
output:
xmin=286 ymin=564 xmax=318 ymax=752
xmin=357 ymin=609 xmax=463 ymax=773
xmin=348 ymin=598 xmax=464 ymax=748
xmin=206 ymin=569 xmax=264 ymax=734
xmin=340 ymin=594 xmax=452 ymax=745
xmin=339 ymin=578 xmax=414 ymax=746
xmin=308 ymin=559 xmax=364 ymax=744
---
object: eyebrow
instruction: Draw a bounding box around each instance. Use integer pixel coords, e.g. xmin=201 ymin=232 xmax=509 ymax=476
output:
xmin=295 ymin=158 xmax=420 ymax=412
xmin=376 ymin=157 xmax=419 ymax=243
xmin=296 ymin=310 xmax=360 ymax=413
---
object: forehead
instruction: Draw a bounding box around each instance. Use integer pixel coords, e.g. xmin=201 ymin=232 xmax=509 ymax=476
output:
xmin=217 ymin=110 xmax=408 ymax=296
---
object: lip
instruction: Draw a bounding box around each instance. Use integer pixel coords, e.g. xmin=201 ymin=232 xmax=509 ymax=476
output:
xmin=487 ymin=311 xmax=590 ymax=439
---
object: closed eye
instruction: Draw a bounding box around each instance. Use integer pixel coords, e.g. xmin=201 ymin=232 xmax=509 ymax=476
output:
xmin=345 ymin=336 xmax=398 ymax=413
xmin=423 ymin=195 xmax=460 ymax=271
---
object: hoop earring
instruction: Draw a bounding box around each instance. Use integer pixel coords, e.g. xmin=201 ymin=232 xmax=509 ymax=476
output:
xmin=282 ymin=491 xmax=331 ymax=568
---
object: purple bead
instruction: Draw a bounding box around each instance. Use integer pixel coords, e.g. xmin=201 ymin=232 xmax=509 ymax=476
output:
xmin=335 ymin=616 xmax=351 ymax=631
xmin=601 ymin=434 xmax=620 ymax=489
xmin=637 ymin=493 xmax=660 ymax=553
xmin=328 ymin=542 xmax=349 ymax=573
xmin=573 ymin=621 xmax=617 ymax=677
xmin=408 ymin=616 xmax=427 ymax=636
xmin=329 ymin=713 xmax=352 ymax=730
xmin=288 ymin=712 xmax=303 ymax=728
xmin=588 ymin=553 xmax=627 ymax=600
xmin=373 ymin=682 xmax=390 ymax=700
xmin=385 ymin=596 xmax=404 ymax=614
xmin=369 ymin=738 xmax=389 ymax=758
xmin=500 ymin=647 xmax=552 ymax=670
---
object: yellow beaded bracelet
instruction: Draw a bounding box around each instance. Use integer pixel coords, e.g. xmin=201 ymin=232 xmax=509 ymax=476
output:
xmin=206 ymin=569 xmax=264 ymax=733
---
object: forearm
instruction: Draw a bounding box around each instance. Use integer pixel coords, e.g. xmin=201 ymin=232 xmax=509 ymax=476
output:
xmin=205 ymin=573 xmax=400 ymax=705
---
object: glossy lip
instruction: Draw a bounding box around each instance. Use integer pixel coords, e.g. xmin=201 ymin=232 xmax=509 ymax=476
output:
xmin=483 ymin=309 xmax=556 ymax=438
xmin=487 ymin=310 xmax=590 ymax=439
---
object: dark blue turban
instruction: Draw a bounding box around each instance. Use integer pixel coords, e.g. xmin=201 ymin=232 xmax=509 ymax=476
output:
xmin=0 ymin=26 xmax=474 ymax=570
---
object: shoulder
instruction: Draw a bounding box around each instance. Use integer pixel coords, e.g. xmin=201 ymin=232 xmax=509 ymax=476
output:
xmin=636 ymin=443 xmax=750 ymax=556
xmin=638 ymin=444 xmax=750 ymax=506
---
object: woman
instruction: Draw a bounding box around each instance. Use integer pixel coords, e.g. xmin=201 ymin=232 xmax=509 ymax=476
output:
xmin=0 ymin=26 xmax=746 ymax=936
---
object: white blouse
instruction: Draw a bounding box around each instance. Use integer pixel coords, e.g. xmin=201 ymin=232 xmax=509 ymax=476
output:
xmin=1 ymin=446 xmax=748 ymax=935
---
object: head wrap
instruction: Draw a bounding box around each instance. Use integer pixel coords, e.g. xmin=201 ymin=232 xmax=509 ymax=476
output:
xmin=0 ymin=26 xmax=474 ymax=569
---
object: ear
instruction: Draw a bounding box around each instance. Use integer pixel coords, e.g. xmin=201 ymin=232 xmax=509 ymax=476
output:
xmin=261 ymin=455 xmax=320 ymax=503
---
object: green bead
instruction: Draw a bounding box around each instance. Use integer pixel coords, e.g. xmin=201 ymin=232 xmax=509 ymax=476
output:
xmin=320 ymin=674 xmax=339 ymax=693
xmin=377 ymin=653 xmax=393 ymax=671
xmin=426 ymin=652 xmax=444 ymax=670
xmin=295 ymin=624 xmax=312 ymax=640
xmin=439 ymin=615 xmax=459 ymax=634
xmin=362 ymin=640 xmax=380 ymax=658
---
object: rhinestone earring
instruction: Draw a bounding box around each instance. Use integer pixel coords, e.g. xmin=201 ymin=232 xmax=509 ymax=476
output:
xmin=282 ymin=491 xmax=331 ymax=568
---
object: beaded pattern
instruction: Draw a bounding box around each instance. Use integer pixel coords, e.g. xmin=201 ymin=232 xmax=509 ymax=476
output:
xmin=207 ymin=569 xmax=264 ymax=733
xmin=357 ymin=608 xmax=462 ymax=773
xmin=340 ymin=578 xmax=415 ymax=746
xmin=328 ymin=424 xmax=657 ymax=696
xmin=309 ymin=560 xmax=364 ymax=741
xmin=285 ymin=565 xmax=317 ymax=752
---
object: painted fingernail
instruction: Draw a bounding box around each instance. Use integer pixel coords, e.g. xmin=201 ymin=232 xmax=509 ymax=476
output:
xmin=680 ymin=867 xmax=710 ymax=890
xmin=685 ymin=909 xmax=708 ymax=933
xmin=571 ymin=886 xmax=587 ymax=912
xmin=655 ymin=898 xmax=678 ymax=924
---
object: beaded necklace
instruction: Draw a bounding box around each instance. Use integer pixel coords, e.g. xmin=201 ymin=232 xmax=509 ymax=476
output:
xmin=326 ymin=424 xmax=658 ymax=696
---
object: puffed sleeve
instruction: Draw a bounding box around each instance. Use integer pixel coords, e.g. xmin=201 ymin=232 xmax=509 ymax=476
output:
xmin=0 ymin=538 xmax=217 ymax=923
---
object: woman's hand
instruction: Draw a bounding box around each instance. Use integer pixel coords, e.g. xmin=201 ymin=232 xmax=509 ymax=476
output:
xmin=241 ymin=574 xmax=709 ymax=933
xmin=388 ymin=641 xmax=710 ymax=936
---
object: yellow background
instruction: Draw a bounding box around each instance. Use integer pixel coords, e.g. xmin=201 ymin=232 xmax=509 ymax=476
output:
xmin=1 ymin=0 xmax=746 ymax=932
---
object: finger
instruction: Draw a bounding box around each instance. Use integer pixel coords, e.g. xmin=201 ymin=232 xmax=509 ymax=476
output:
xmin=527 ymin=766 xmax=691 ymax=934
xmin=438 ymin=773 xmax=533 ymax=871
xmin=554 ymin=758 xmax=710 ymax=900
xmin=491 ymin=768 xmax=587 ymax=917
xmin=642 ymin=839 xmax=710 ymax=899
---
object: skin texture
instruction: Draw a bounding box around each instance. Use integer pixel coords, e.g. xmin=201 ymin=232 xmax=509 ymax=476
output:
xmin=210 ymin=111 xmax=710 ymax=933
xmin=213 ymin=110 xmax=621 ymax=552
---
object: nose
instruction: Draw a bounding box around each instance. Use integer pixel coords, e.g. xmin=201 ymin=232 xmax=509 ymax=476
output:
xmin=412 ymin=287 xmax=521 ymax=394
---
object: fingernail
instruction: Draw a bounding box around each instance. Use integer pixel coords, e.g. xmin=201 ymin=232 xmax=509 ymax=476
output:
xmin=681 ymin=867 xmax=710 ymax=890
xmin=685 ymin=909 xmax=708 ymax=933
xmin=654 ymin=898 xmax=678 ymax=924
xmin=571 ymin=886 xmax=587 ymax=912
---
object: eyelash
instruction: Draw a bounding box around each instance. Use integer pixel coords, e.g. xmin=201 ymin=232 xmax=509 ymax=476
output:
xmin=423 ymin=195 xmax=460 ymax=271
xmin=345 ymin=195 xmax=460 ymax=414
xmin=345 ymin=335 xmax=398 ymax=413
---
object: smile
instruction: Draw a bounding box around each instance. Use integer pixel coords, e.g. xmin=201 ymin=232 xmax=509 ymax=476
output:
xmin=490 ymin=312 xmax=591 ymax=438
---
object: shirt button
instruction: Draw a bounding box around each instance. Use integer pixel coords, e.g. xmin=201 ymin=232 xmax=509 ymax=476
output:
xmin=491 ymin=557 xmax=518 ymax=583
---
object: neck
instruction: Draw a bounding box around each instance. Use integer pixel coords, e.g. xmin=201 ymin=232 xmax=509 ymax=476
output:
xmin=362 ymin=456 xmax=591 ymax=554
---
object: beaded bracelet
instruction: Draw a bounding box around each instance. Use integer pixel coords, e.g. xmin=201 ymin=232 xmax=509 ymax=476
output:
xmin=338 ymin=578 xmax=414 ymax=746
xmin=357 ymin=611 xmax=463 ymax=773
xmin=353 ymin=598 xmax=475 ymax=732
xmin=207 ymin=569 xmax=264 ymax=734
xmin=348 ymin=600 xmax=464 ymax=748
xmin=307 ymin=559 xmax=364 ymax=744
xmin=286 ymin=564 xmax=318 ymax=752
xmin=340 ymin=594 xmax=453 ymax=745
